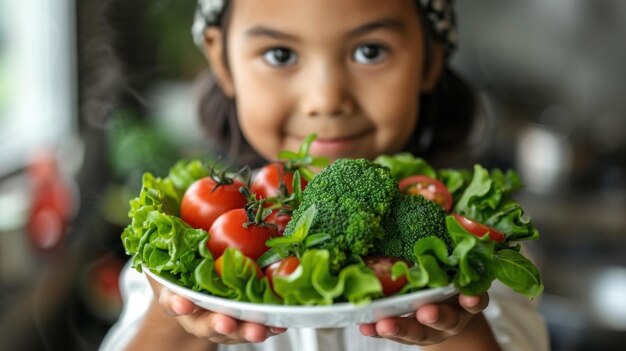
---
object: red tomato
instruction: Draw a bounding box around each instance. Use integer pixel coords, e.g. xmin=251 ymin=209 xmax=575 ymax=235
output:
xmin=214 ymin=254 xmax=263 ymax=278
xmin=363 ymin=256 xmax=409 ymax=296
xmin=452 ymin=214 xmax=506 ymax=243
xmin=264 ymin=209 xmax=291 ymax=236
xmin=207 ymin=208 xmax=278 ymax=260
xmin=251 ymin=163 xmax=307 ymax=199
xmin=265 ymin=257 xmax=300 ymax=289
xmin=180 ymin=177 xmax=247 ymax=232
xmin=398 ymin=175 xmax=453 ymax=212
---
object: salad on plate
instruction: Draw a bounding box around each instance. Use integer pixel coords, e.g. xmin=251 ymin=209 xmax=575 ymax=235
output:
xmin=120 ymin=134 xmax=543 ymax=327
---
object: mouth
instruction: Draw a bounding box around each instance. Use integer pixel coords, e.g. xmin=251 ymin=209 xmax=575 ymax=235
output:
xmin=301 ymin=130 xmax=374 ymax=158
xmin=294 ymin=128 xmax=374 ymax=143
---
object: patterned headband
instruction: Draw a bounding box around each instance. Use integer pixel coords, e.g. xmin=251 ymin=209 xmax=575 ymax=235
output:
xmin=192 ymin=0 xmax=457 ymax=54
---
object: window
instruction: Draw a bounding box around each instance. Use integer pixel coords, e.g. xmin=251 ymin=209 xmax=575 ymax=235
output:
xmin=0 ymin=0 xmax=76 ymax=175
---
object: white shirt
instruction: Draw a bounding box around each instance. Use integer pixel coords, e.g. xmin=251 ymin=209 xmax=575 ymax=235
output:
xmin=99 ymin=261 xmax=549 ymax=351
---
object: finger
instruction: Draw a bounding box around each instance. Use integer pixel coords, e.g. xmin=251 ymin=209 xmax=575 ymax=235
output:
xmin=459 ymin=293 xmax=489 ymax=314
xmin=205 ymin=315 xmax=269 ymax=343
xmin=416 ymin=303 xmax=466 ymax=334
xmin=207 ymin=313 xmax=240 ymax=336
xmin=209 ymin=320 xmax=269 ymax=343
xmin=239 ymin=322 xmax=270 ymax=343
xmin=375 ymin=318 xmax=431 ymax=345
xmin=179 ymin=311 xmax=238 ymax=339
xmin=157 ymin=288 xmax=196 ymax=316
xmin=358 ymin=323 xmax=378 ymax=337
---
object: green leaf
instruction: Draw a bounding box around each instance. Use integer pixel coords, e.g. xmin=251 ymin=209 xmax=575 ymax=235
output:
xmin=413 ymin=236 xmax=458 ymax=266
xmin=268 ymin=205 xmax=317 ymax=246
xmin=168 ymin=159 xmax=211 ymax=191
xmin=437 ymin=168 xmax=471 ymax=200
xmin=277 ymin=150 xmax=299 ymax=160
xmin=304 ymin=233 xmax=331 ymax=248
xmin=310 ymin=157 xmax=330 ymax=168
xmin=256 ymin=248 xmax=283 ymax=268
xmin=273 ymin=250 xmax=382 ymax=305
xmin=374 ymin=153 xmax=437 ymax=180
xmin=298 ymin=134 xmax=317 ymax=157
xmin=494 ymin=249 xmax=544 ymax=299
xmin=446 ymin=216 xmax=496 ymax=295
xmin=453 ymin=165 xmax=539 ymax=243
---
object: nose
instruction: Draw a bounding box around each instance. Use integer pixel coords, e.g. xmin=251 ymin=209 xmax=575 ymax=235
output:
xmin=299 ymin=62 xmax=354 ymax=118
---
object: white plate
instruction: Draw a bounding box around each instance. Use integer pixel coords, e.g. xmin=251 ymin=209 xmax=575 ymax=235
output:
xmin=145 ymin=269 xmax=457 ymax=328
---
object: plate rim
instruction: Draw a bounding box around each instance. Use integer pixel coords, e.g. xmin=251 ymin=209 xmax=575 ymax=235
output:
xmin=144 ymin=267 xmax=458 ymax=315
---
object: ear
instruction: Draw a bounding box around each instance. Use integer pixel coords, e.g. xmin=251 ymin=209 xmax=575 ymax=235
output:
xmin=203 ymin=27 xmax=236 ymax=97
xmin=420 ymin=42 xmax=445 ymax=93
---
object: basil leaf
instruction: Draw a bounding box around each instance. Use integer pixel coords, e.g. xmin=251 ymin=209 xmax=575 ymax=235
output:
xmin=494 ymin=249 xmax=544 ymax=299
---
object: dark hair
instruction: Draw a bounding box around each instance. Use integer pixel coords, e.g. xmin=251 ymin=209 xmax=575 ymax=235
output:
xmin=197 ymin=2 xmax=476 ymax=168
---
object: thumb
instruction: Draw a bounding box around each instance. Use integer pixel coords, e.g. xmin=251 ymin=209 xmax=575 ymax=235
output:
xmin=158 ymin=287 xmax=198 ymax=316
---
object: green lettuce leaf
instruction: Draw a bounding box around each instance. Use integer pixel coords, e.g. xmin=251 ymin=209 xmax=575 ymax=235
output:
xmin=453 ymin=165 xmax=538 ymax=242
xmin=273 ymin=250 xmax=382 ymax=305
xmin=374 ymin=153 xmax=437 ymax=180
xmin=195 ymin=245 xmax=282 ymax=303
xmin=121 ymin=160 xmax=212 ymax=287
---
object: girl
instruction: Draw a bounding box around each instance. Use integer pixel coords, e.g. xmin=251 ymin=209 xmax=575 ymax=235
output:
xmin=101 ymin=0 xmax=549 ymax=350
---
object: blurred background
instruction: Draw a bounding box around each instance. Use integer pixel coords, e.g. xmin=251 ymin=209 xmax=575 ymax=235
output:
xmin=0 ymin=0 xmax=624 ymax=350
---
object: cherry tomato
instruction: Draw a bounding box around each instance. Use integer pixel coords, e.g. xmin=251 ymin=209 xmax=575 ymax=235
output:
xmin=251 ymin=163 xmax=307 ymax=199
xmin=264 ymin=209 xmax=291 ymax=236
xmin=265 ymin=257 xmax=300 ymax=289
xmin=214 ymin=254 xmax=263 ymax=278
xmin=363 ymin=256 xmax=409 ymax=296
xmin=398 ymin=175 xmax=453 ymax=212
xmin=207 ymin=208 xmax=278 ymax=260
xmin=452 ymin=214 xmax=506 ymax=243
xmin=180 ymin=177 xmax=247 ymax=232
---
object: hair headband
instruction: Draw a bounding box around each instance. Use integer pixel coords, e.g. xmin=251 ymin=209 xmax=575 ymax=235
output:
xmin=192 ymin=0 xmax=457 ymax=54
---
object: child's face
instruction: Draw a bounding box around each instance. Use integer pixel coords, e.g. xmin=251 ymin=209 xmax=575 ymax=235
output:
xmin=207 ymin=0 xmax=440 ymax=161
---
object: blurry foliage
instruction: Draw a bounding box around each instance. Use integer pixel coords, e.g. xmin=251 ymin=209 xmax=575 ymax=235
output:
xmin=103 ymin=110 xmax=181 ymax=225
xmin=107 ymin=109 xmax=181 ymax=182
xmin=142 ymin=0 xmax=206 ymax=79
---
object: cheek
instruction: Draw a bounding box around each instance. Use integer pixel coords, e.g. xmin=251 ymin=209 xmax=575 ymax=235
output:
xmin=235 ymin=87 xmax=288 ymax=161
xmin=361 ymin=79 xmax=421 ymax=154
xmin=355 ymin=54 xmax=423 ymax=153
xmin=378 ymin=98 xmax=420 ymax=153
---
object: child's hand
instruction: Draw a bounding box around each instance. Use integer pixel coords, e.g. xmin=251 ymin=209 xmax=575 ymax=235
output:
xmin=358 ymin=293 xmax=491 ymax=346
xmin=147 ymin=276 xmax=287 ymax=344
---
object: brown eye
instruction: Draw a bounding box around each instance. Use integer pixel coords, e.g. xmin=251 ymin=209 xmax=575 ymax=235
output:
xmin=353 ymin=44 xmax=388 ymax=64
xmin=263 ymin=47 xmax=297 ymax=67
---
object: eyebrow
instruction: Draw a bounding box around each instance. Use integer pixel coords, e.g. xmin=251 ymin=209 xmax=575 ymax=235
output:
xmin=244 ymin=18 xmax=405 ymax=42
xmin=348 ymin=18 xmax=406 ymax=38
xmin=245 ymin=26 xmax=299 ymax=42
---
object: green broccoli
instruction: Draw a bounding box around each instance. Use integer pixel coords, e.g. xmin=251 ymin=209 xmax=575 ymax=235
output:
xmin=372 ymin=194 xmax=452 ymax=263
xmin=283 ymin=158 xmax=398 ymax=271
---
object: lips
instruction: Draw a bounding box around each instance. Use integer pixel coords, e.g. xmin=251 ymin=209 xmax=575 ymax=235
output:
xmin=307 ymin=131 xmax=373 ymax=159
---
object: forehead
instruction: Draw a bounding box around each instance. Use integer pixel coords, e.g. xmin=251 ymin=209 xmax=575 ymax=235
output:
xmin=228 ymin=0 xmax=420 ymax=37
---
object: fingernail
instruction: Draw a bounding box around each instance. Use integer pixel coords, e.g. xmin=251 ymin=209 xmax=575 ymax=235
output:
xmin=270 ymin=327 xmax=287 ymax=334
xmin=424 ymin=313 xmax=438 ymax=324
xmin=465 ymin=296 xmax=479 ymax=308
xmin=381 ymin=325 xmax=399 ymax=336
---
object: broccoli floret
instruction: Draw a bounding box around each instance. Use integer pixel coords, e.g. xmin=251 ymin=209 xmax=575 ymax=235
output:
xmin=284 ymin=158 xmax=398 ymax=271
xmin=372 ymin=194 xmax=452 ymax=263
